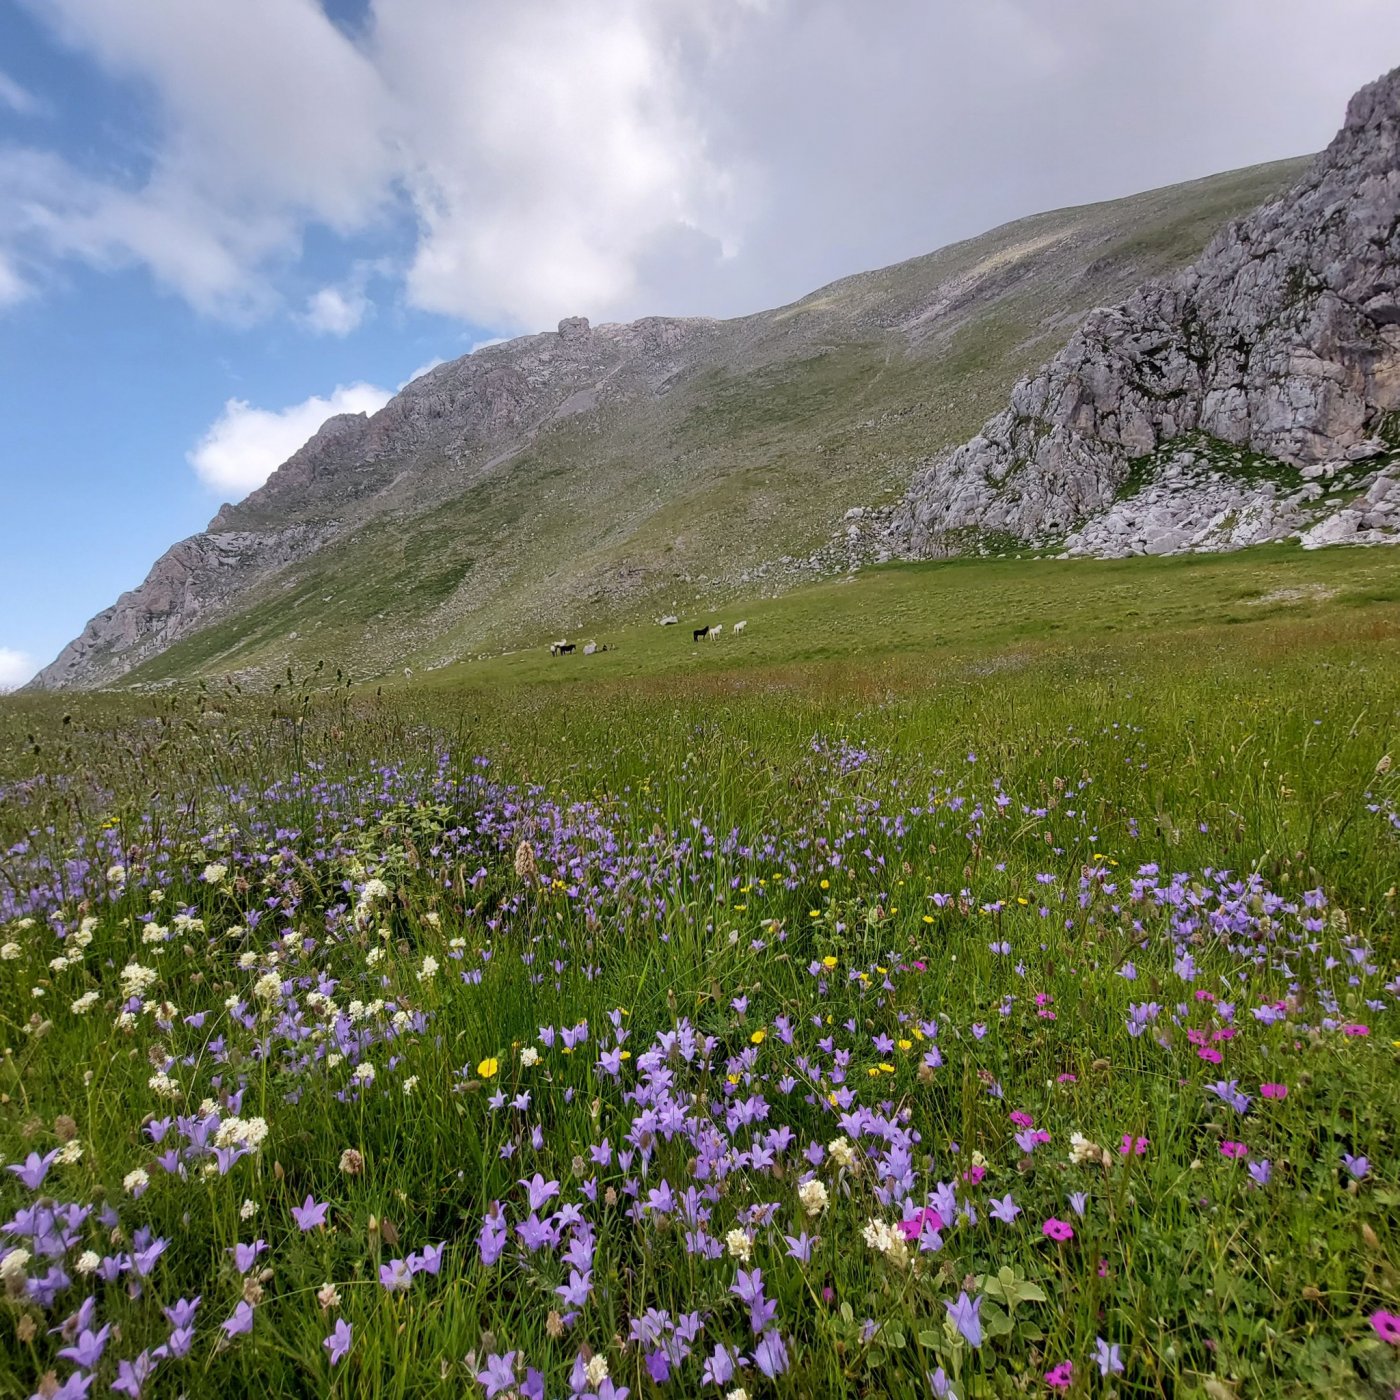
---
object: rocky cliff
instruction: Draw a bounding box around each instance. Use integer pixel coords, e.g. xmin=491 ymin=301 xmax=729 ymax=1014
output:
xmin=895 ymin=67 xmax=1400 ymax=558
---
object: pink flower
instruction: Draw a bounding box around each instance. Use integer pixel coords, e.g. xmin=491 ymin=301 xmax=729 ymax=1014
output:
xmin=896 ymin=1207 xmax=945 ymax=1241
xmin=1372 ymin=1309 xmax=1400 ymax=1344
xmin=1045 ymin=1360 xmax=1074 ymax=1391
xmin=1260 ymin=1082 xmax=1287 ymax=1100
xmin=1010 ymin=1111 xmax=1035 ymax=1129
xmin=1220 ymin=1141 xmax=1249 ymax=1160
xmin=1056 ymin=1073 xmax=1077 ymax=1084
xmin=1197 ymin=1046 xmax=1223 ymax=1064
xmin=1042 ymin=1217 xmax=1074 ymax=1242
xmin=1343 ymin=1024 xmax=1369 ymax=1037
xmin=1119 ymin=1134 xmax=1149 ymax=1157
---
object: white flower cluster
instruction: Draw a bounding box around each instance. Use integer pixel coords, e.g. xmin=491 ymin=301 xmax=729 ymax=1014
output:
xmin=827 ymin=1135 xmax=856 ymax=1169
xmin=861 ymin=1218 xmax=911 ymax=1268
xmin=213 ymin=1116 xmax=269 ymax=1151
xmin=119 ymin=963 xmax=158 ymax=998
xmin=148 ymin=1071 xmax=181 ymax=1100
xmin=1069 ymin=1131 xmax=1110 ymax=1168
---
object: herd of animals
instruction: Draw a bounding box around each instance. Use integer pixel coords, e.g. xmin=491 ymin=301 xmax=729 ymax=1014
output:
xmin=549 ymin=618 xmax=748 ymax=657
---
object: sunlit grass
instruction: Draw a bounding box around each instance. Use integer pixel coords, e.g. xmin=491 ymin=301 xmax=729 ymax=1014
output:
xmin=1 ymin=546 xmax=1398 ymax=1398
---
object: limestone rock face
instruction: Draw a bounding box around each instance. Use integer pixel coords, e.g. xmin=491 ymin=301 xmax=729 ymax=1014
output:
xmin=34 ymin=525 xmax=334 ymax=690
xmin=895 ymin=66 xmax=1400 ymax=555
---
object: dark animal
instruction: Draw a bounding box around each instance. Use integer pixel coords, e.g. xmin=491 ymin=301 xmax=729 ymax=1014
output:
xmin=558 ymin=643 xmax=575 ymax=655
xmin=692 ymin=626 xmax=709 ymax=642
xmin=550 ymin=641 xmax=576 ymax=656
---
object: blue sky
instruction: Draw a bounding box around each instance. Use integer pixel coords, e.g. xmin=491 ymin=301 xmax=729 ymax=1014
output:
xmin=3 ymin=0 xmax=1398 ymax=688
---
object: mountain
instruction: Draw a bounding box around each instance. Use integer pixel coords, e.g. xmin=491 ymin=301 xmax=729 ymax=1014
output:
xmin=30 ymin=154 xmax=1321 ymax=690
xmin=894 ymin=67 xmax=1400 ymax=560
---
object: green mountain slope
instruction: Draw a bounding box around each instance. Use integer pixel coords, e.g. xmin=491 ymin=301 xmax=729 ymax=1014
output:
xmin=37 ymin=159 xmax=1307 ymax=688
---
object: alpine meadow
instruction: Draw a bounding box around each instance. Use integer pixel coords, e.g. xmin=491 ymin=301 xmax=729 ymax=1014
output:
xmin=2 ymin=24 xmax=1400 ymax=1400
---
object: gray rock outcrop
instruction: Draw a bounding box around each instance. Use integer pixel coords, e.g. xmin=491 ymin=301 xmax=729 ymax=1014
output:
xmin=895 ymin=66 xmax=1400 ymax=555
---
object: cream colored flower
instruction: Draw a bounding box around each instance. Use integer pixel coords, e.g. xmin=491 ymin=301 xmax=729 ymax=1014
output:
xmin=724 ymin=1228 xmax=753 ymax=1262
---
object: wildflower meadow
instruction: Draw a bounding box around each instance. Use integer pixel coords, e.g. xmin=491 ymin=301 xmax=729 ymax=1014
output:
xmin=1 ymin=561 xmax=1398 ymax=1398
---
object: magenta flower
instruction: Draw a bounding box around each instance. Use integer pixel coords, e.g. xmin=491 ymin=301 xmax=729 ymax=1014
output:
xmin=896 ymin=1207 xmax=944 ymax=1241
xmin=1220 ymin=1141 xmax=1249 ymax=1160
xmin=1119 ymin=1133 xmax=1149 ymax=1156
xmin=1045 ymin=1360 xmax=1074 ymax=1391
xmin=1042 ymin=1217 xmax=1074 ymax=1242
xmin=1260 ymin=1082 xmax=1288 ymax=1100
xmin=1371 ymin=1309 xmax=1400 ymax=1344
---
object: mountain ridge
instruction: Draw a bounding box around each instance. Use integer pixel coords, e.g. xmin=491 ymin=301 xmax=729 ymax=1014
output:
xmin=30 ymin=153 xmax=1325 ymax=690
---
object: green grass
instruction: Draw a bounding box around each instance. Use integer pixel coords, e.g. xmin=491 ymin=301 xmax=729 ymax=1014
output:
xmin=1 ymin=544 xmax=1397 ymax=1398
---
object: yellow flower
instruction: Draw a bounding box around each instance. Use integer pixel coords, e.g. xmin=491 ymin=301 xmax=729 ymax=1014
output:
xmin=897 ymin=1039 xmax=912 ymax=1051
xmin=477 ymin=1057 xmax=499 ymax=1079
xmin=1016 ymin=897 xmax=1029 ymax=906
xmin=728 ymin=1073 xmax=741 ymax=1086
xmin=809 ymin=910 xmax=821 ymax=919
xmin=922 ymin=915 xmax=934 ymax=924
xmin=820 ymin=879 xmax=829 ymax=890
xmin=878 ymin=1063 xmax=895 ymax=1074
xmin=750 ymin=1029 xmax=766 ymax=1045
xmin=822 ymin=955 xmax=838 ymax=969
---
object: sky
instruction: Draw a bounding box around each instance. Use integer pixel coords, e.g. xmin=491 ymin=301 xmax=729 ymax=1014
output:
xmin=1 ymin=1 xmax=1398 ymax=688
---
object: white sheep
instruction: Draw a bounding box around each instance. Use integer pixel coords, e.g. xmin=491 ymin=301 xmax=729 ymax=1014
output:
xmin=732 ymin=620 xmax=747 ymax=634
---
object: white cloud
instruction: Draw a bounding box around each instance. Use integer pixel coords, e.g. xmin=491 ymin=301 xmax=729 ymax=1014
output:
xmin=382 ymin=0 xmax=740 ymax=325
xmin=0 ymin=253 xmax=29 ymax=308
xmin=188 ymin=382 xmax=392 ymax=497
xmin=0 ymin=69 xmax=41 ymax=115
xmin=6 ymin=0 xmax=1400 ymax=328
xmin=0 ymin=647 xmax=35 ymax=692
xmin=303 ymin=283 xmax=370 ymax=336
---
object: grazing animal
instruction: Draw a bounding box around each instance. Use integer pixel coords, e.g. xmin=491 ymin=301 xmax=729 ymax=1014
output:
xmin=558 ymin=643 xmax=575 ymax=655
xmin=550 ymin=641 xmax=576 ymax=656
xmin=583 ymin=641 xmax=597 ymax=656
xmin=692 ymin=626 xmax=709 ymax=642
xmin=403 ymin=667 xmax=413 ymax=677
xmin=732 ymin=620 xmax=747 ymax=634
xmin=660 ymin=615 xmax=678 ymax=626
xmin=710 ymin=624 xmax=723 ymax=638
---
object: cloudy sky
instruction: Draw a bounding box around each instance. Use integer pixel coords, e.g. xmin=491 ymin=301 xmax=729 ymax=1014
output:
xmin=1 ymin=0 xmax=1397 ymax=687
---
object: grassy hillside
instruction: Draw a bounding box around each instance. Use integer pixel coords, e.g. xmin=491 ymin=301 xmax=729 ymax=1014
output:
xmin=1 ymin=544 xmax=1397 ymax=1397
xmin=113 ymin=159 xmax=1309 ymax=689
